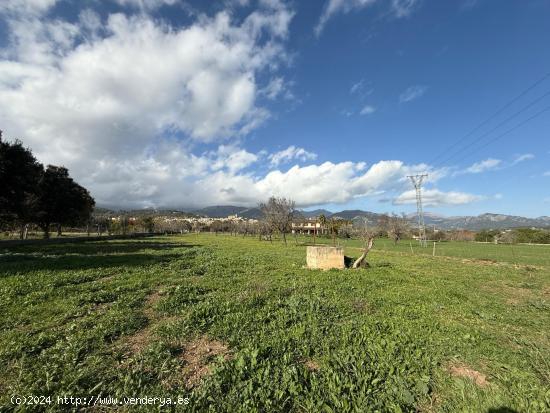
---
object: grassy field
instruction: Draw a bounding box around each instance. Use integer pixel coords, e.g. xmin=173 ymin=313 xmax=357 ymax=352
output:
xmin=303 ymin=235 xmax=550 ymax=267
xmin=0 ymin=234 xmax=549 ymax=412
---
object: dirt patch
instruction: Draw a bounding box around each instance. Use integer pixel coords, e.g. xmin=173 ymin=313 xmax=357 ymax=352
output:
xmin=119 ymin=289 xmax=164 ymax=354
xmin=460 ymin=258 xmax=501 ymax=267
xmin=303 ymin=359 xmax=320 ymax=372
xmin=98 ymin=273 xmax=117 ymax=282
xmin=124 ymin=325 xmax=153 ymax=354
xmin=448 ymin=363 xmax=488 ymax=387
xmin=352 ymin=299 xmax=373 ymax=314
xmin=481 ymin=282 xmax=534 ymax=305
xmin=181 ymin=336 xmax=231 ymax=388
xmin=144 ymin=291 xmax=163 ymax=318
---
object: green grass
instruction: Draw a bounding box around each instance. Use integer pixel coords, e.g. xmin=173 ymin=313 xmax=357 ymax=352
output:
xmin=0 ymin=234 xmax=549 ymax=412
xmin=308 ymin=236 xmax=550 ymax=267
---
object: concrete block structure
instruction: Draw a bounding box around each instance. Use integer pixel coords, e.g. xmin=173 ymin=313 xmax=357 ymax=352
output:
xmin=306 ymin=246 xmax=344 ymax=269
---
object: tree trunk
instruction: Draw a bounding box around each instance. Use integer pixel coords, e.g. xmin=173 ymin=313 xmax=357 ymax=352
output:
xmin=352 ymin=238 xmax=374 ymax=269
xmin=42 ymin=224 xmax=50 ymax=239
xmin=313 ymin=226 xmax=316 ymax=245
xmin=23 ymin=224 xmax=29 ymax=240
xmin=282 ymin=232 xmax=287 ymax=246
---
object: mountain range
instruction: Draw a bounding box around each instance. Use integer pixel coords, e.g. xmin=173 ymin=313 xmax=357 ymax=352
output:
xmin=190 ymin=206 xmax=550 ymax=230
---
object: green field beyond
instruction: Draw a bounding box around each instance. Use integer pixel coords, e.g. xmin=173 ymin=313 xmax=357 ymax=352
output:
xmin=0 ymin=234 xmax=548 ymax=412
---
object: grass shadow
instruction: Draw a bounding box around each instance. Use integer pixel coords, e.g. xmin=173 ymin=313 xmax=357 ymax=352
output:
xmin=0 ymin=252 xmax=184 ymax=274
xmin=0 ymin=239 xmax=199 ymax=275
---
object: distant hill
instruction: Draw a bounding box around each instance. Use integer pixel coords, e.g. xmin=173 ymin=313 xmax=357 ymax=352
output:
xmin=192 ymin=205 xmax=249 ymax=218
xmin=328 ymin=209 xmax=384 ymax=222
xmin=192 ymin=205 xmax=264 ymax=219
xmin=300 ymin=209 xmax=333 ymax=218
xmin=421 ymin=213 xmax=550 ymax=230
xmin=97 ymin=204 xmax=550 ymax=230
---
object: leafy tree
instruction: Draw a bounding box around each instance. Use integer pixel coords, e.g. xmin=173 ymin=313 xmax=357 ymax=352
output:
xmin=475 ymin=229 xmax=501 ymax=243
xmin=327 ymin=217 xmax=349 ymax=246
xmin=33 ymin=165 xmax=95 ymax=238
xmin=0 ymin=132 xmax=43 ymax=237
xmin=318 ymin=214 xmax=327 ymax=236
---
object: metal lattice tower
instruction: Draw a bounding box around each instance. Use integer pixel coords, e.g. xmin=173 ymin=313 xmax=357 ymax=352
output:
xmin=407 ymin=174 xmax=428 ymax=247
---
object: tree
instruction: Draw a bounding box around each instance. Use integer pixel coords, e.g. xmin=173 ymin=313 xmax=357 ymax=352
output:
xmin=327 ymin=217 xmax=348 ymax=246
xmin=32 ymin=165 xmax=95 ymax=238
xmin=140 ymin=216 xmax=155 ymax=233
xmin=352 ymin=217 xmax=376 ymax=268
xmin=318 ymin=214 xmax=327 ymax=236
xmin=0 ymin=132 xmax=43 ymax=238
xmin=387 ymin=213 xmax=409 ymax=245
xmin=259 ymin=196 xmax=296 ymax=246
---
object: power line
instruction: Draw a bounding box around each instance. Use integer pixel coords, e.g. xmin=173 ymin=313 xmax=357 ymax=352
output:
xmin=444 ymin=103 xmax=550 ymax=166
xmin=428 ymin=70 xmax=550 ymax=165
xmin=434 ymin=89 xmax=550 ymax=168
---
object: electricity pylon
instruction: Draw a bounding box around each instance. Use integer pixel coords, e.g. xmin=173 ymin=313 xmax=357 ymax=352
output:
xmin=407 ymin=174 xmax=428 ymax=247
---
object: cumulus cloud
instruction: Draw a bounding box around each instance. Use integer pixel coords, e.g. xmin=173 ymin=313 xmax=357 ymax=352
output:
xmin=268 ymin=146 xmax=317 ymax=166
xmin=0 ymin=0 xmax=295 ymax=204
xmin=0 ymin=0 xmax=57 ymax=15
xmin=399 ymin=85 xmax=427 ymax=103
xmin=393 ymin=189 xmax=483 ymax=206
xmin=0 ymin=1 xmax=477 ymax=211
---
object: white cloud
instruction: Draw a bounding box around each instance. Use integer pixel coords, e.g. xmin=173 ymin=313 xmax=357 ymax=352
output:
xmin=0 ymin=2 xmax=294 ymax=197
xmin=391 ymin=0 xmax=419 ymax=18
xmin=211 ymin=145 xmax=258 ymax=174
xmin=68 ymin=148 xmax=453 ymax=209
xmin=315 ymin=0 xmax=420 ymax=37
xmin=260 ymin=76 xmax=295 ymax=101
xmin=315 ymin=0 xmax=377 ymax=37
xmin=512 ymin=153 xmax=534 ymax=164
xmin=393 ymin=189 xmax=483 ymax=206
xmin=544 ymin=171 xmax=550 ymax=177
xmin=268 ymin=146 xmax=317 ymax=166
xmin=359 ymin=105 xmax=376 ymax=115
xmin=113 ymin=0 xmax=177 ymax=10
xmin=463 ymin=158 xmax=501 ymax=174
xmin=0 ymin=1 xmax=477 ymax=211
xmin=399 ymin=85 xmax=427 ymax=103
xmin=0 ymin=0 xmax=57 ymax=15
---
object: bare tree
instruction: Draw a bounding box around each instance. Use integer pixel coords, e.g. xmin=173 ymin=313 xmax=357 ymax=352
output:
xmin=259 ymin=196 xmax=296 ymax=246
xmin=387 ymin=213 xmax=409 ymax=245
xmin=352 ymin=217 xmax=376 ymax=269
xmin=258 ymin=219 xmax=273 ymax=242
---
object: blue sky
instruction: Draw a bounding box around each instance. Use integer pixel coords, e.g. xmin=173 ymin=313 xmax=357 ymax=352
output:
xmin=1 ymin=0 xmax=549 ymax=217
